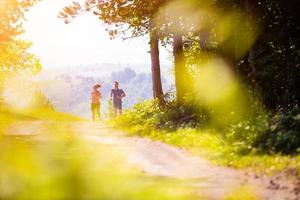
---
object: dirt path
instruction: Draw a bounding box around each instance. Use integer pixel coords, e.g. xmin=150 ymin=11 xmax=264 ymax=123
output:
xmin=4 ymin=121 xmax=299 ymax=200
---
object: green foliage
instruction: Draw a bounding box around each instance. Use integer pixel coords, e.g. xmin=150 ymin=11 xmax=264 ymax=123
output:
xmin=59 ymin=0 xmax=162 ymax=39
xmin=237 ymin=0 xmax=300 ymax=110
xmin=226 ymin=112 xmax=269 ymax=155
xmin=226 ymin=105 xmax=300 ymax=155
xmin=253 ymin=106 xmax=300 ymax=154
xmin=182 ymin=0 xmax=300 ymax=113
xmin=0 ymin=41 xmax=41 ymax=74
xmin=115 ymin=99 xmax=209 ymax=133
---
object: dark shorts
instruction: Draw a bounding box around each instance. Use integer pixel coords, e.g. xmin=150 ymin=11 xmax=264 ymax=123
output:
xmin=113 ymin=100 xmax=122 ymax=110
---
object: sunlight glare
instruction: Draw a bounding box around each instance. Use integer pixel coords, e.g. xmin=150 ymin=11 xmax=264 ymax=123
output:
xmin=192 ymin=58 xmax=249 ymax=126
xmin=2 ymin=74 xmax=36 ymax=109
xmin=194 ymin=59 xmax=237 ymax=104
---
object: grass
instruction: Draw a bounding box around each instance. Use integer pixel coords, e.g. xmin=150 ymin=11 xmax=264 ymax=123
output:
xmin=0 ymin=107 xmax=81 ymax=130
xmin=112 ymin=123 xmax=300 ymax=175
xmin=0 ymin=107 xmax=81 ymax=121
xmin=224 ymin=186 xmax=259 ymax=200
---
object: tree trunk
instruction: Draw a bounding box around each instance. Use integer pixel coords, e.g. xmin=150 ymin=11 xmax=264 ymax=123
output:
xmin=173 ymin=34 xmax=186 ymax=105
xmin=149 ymin=19 xmax=164 ymax=102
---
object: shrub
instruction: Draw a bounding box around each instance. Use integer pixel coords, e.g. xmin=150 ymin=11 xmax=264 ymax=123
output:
xmin=227 ymin=105 xmax=300 ymax=155
xmin=115 ymin=98 xmax=210 ymax=132
xmin=253 ymin=106 xmax=300 ymax=154
xmin=226 ymin=114 xmax=269 ymax=154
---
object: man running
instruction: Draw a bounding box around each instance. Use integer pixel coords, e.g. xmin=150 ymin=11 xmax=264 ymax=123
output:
xmin=110 ymin=81 xmax=126 ymax=116
xmin=91 ymin=84 xmax=102 ymax=121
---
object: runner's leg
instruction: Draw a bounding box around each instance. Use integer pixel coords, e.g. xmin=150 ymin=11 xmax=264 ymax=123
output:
xmin=91 ymin=104 xmax=96 ymax=121
xmin=114 ymin=107 xmax=117 ymax=117
xmin=97 ymin=103 xmax=101 ymax=119
xmin=119 ymin=103 xmax=122 ymax=115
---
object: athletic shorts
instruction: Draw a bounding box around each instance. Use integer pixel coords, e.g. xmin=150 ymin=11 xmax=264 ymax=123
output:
xmin=91 ymin=102 xmax=100 ymax=111
xmin=113 ymin=100 xmax=122 ymax=110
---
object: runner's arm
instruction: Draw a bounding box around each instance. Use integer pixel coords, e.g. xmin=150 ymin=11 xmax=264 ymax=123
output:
xmin=121 ymin=90 xmax=126 ymax=98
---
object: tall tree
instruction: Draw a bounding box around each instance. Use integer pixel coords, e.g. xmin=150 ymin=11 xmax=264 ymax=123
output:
xmin=173 ymin=34 xmax=186 ymax=104
xmin=149 ymin=19 xmax=164 ymax=100
xmin=159 ymin=0 xmax=209 ymax=104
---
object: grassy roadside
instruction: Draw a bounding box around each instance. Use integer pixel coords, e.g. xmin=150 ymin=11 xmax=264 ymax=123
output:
xmin=0 ymin=107 xmax=81 ymax=121
xmin=0 ymin=107 xmax=82 ymax=135
xmin=110 ymin=99 xmax=300 ymax=175
xmin=111 ymin=117 xmax=300 ymax=175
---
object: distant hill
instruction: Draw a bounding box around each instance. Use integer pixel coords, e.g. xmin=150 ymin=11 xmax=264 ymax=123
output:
xmin=38 ymin=65 xmax=173 ymax=118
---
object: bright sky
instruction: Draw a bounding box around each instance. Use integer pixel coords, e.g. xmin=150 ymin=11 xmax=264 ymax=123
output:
xmin=23 ymin=0 xmax=171 ymax=70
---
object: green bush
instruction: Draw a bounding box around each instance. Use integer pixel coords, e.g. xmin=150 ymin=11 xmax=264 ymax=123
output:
xmin=227 ymin=105 xmax=300 ymax=155
xmin=115 ymin=99 xmax=210 ymax=132
xmin=226 ymin=112 xmax=269 ymax=155
xmin=253 ymin=106 xmax=300 ymax=154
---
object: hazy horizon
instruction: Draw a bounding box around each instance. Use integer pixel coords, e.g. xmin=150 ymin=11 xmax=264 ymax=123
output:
xmin=22 ymin=0 xmax=172 ymax=74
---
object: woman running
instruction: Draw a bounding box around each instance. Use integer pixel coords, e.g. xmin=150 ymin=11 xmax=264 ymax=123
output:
xmin=91 ymin=84 xmax=102 ymax=121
